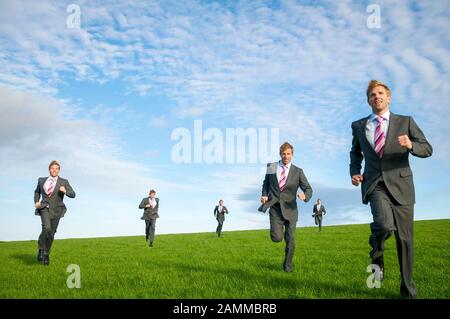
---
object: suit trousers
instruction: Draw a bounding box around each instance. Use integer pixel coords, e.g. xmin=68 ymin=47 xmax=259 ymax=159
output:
xmin=368 ymin=181 xmax=416 ymax=299
xmin=38 ymin=209 xmax=61 ymax=255
xmin=314 ymin=215 xmax=323 ymax=229
xmin=216 ymin=218 xmax=224 ymax=234
xmin=145 ymin=219 xmax=156 ymax=243
xmin=269 ymin=203 xmax=297 ymax=268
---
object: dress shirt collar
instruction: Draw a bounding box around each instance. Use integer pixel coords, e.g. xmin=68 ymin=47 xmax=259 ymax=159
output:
xmin=369 ymin=110 xmax=390 ymax=122
xmin=278 ymin=160 xmax=292 ymax=170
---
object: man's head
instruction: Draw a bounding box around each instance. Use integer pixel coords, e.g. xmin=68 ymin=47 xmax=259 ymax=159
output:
xmin=317 ymin=198 xmax=321 ymax=204
xmin=48 ymin=160 xmax=60 ymax=177
xmin=366 ymin=80 xmax=391 ymax=115
xmin=279 ymin=142 xmax=294 ymax=166
xmin=149 ymin=189 xmax=156 ymax=198
xmin=219 ymin=199 xmax=223 ymax=205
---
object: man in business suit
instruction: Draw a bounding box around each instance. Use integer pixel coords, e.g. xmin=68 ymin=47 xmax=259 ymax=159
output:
xmin=260 ymin=142 xmax=313 ymax=272
xmin=34 ymin=160 xmax=76 ymax=266
xmin=214 ymin=199 xmax=229 ymax=237
xmin=312 ymin=198 xmax=326 ymax=232
xmin=350 ymin=80 xmax=432 ymax=298
xmin=139 ymin=189 xmax=159 ymax=247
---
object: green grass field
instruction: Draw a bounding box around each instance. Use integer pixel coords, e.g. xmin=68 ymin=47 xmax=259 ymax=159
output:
xmin=1 ymin=219 xmax=449 ymax=299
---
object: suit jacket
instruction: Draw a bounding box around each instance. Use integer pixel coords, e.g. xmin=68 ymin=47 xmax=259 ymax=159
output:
xmin=34 ymin=176 xmax=76 ymax=218
xmin=214 ymin=205 xmax=229 ymax=221
xmin=139 ymin=197 xmax=160 ymax=220
xmin=313 ymin=204 xmax=326 ymax=217
xmin=350 ymin=113 xmax=432 ymax=205
xmin=259 ymin=162 xmax=313 ymax=222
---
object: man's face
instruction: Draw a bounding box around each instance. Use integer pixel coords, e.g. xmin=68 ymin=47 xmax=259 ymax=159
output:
xmin=280 ymin=148 xmax=293 ymax=165
xmin=368 ymin=85 xmax=390 ymax=114
xmin=219 ymin=200 xmax=223 ymax=205
xmin=150 ymin=193 xmax=156 ymax=199
xmin=317 ymin=200 xmax=321 ymax=205
xmin=48 ymin=165 xmax=60 ymax=177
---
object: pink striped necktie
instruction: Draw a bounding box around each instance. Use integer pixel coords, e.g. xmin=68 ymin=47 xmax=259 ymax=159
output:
xmin=374 ymin=116 xmax=385 ymax=158
xmin=279 ymin=165 xmax=287 ymax=191
xmin=47 ymin=178 xmax=56 ymax=197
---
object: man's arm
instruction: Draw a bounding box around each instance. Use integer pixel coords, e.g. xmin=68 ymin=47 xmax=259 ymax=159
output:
xmin=224 ymin=206 xmax=229 ymax=214
xmin=350 ymin=123 xmax=365 ymax=186
xmin=408 ymin=117 xmax=433 ymax=158
xmin=299 ymin=169 xmax=313 ymax=203
xmin=63 ymin=180 xmax=76 ymax=198
xmin=213 ymin=206 xmax=217 ymax=217
xmin=323 ymin=206 xmax=326 ymax=215
xmin=34 ymin=179 xmax=41 ymax=203
xmin=261 ymin=163 xmax=271 ymax=204
xmin=261 ymin=167 xmax=270 ymax=197
xmin=139 ymin=198 xmax=147 ymax=209
xmin=350 ymin=123 xmax=363 ymax=177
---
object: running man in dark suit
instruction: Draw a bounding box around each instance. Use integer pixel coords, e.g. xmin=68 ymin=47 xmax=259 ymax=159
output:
xmin=312 ymin=198 xmax=326 ymax=232
xmin=214 ymin=199 xmax=229 ymax=237
xmin=260 ymin=142 xmax=313 ymax=272
xmin=34 ymin=160 xmax=76 ymax=265
xmin=350 ymin=80 xmax=432 ymax=298
xmin=139 ymin=189 xmax=159 ymax=247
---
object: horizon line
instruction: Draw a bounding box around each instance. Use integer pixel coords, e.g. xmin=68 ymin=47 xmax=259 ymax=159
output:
xmin=1 ymin=217 xmax=447 ymax=243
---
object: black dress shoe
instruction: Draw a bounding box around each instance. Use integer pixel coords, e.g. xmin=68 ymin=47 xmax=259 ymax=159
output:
xmin=149 ymin=241 xmax=153 ymax=247
xmin=37 ymin=249 xmax=44 ymax=262
xmin=43 ymin=255 xmax=50 ymax=266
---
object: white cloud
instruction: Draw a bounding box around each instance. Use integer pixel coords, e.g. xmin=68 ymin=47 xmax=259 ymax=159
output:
xmin=0 ymin=86 xmax=177 ymax=194
xmin=1 ymin=1 xmax=447 ymax=152
xmin=1 ymin=0 xmax=448 ymax=161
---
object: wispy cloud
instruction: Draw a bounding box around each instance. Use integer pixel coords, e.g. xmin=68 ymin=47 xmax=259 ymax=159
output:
xmin=2 ymin=0 xmax=447 ymax=157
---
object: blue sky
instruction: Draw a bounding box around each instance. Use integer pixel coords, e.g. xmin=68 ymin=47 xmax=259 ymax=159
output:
xmin=1 ymin=0 xmax=449 ymax=240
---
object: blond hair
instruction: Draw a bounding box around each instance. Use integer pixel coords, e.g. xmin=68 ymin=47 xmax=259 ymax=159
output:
xmin=366 ymin=80 xmax=391 ymax=101
xmin=48 ymin=160 xmax=60 ymax=169
xmin=279 ymin=142 xmax=294 ymax=154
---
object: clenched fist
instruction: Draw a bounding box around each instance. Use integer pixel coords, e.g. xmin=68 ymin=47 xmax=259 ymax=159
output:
xmin=352 ymin=174 xmax=364 ymax=186
xmin=398 ymin=134 xmax=412 ymax=150
xmin=297 ymin=192 xmax=306 ymax=201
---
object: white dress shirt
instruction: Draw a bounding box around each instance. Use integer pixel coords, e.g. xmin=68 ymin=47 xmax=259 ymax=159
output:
xmin=276 ymin=160 xmax=291 ymax=183
xmin=43 ymin=176 xmax=58 ymax=195
xmin=366 ymin=110 xmax=390 ymax=148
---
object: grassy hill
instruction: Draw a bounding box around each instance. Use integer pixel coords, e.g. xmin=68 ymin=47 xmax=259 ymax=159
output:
xmin=1 ymin=219 xmax=449 ymax=299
